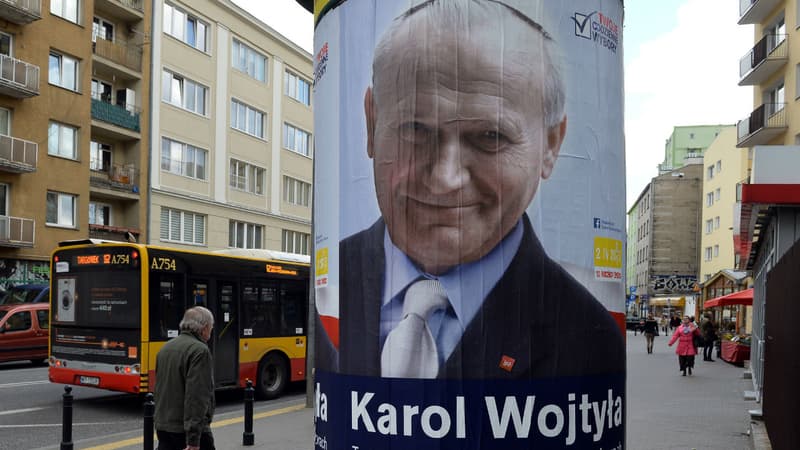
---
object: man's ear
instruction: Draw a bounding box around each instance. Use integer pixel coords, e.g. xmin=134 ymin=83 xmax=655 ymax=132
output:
xmin=365 ymin=86 xmax=376 ymax=159
xmin=542 ymin=116 xmax=567 ymax=179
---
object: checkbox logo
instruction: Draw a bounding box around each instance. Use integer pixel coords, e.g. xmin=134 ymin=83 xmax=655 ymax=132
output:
xmin=573 ymin=12 xmax=595 ymax=39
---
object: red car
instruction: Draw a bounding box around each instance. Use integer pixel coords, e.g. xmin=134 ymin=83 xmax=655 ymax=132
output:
xmin=0 ymin=303 xmax=49 ymax=365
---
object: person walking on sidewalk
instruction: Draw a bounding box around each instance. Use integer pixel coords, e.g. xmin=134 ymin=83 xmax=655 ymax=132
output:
xmin=700 ymin=314 xmax=718 ymax=362
xmin=642 ymin=315 xmax=658 ymax=354
xmin=155 ymin=306 xmax=216 ymax=450
xmin=668 ymin=315 xmax=701 ymax=376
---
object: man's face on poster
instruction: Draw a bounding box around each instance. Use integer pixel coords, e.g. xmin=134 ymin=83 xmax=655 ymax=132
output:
xmin=365 ymin=10 xmax=566 ymax=274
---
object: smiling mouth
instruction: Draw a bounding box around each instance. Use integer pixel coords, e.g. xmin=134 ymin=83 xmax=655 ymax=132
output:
xmin=406 ymin=195 xmax=480 ymax=210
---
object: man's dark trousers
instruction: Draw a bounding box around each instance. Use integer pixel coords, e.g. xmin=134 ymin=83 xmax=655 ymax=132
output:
xmin=156 ymin=430 xmax=216 ymax=450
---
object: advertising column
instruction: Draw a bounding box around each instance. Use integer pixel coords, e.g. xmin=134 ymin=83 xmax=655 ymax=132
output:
xmin=312 ymin=1 xmax=626 ymax=448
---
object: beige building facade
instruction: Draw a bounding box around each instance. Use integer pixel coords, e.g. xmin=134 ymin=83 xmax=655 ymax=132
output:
xmin=0 ymin=0 xmax=151 ymax=287
xmin=149 ymin=0 xmax=312 ymax=254
xmin=699 ymin=126 xmax=748 ymax=281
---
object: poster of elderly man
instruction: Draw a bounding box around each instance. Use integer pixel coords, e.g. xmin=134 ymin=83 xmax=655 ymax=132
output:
xmin=312 ymin=1 xmax=626 ymax=448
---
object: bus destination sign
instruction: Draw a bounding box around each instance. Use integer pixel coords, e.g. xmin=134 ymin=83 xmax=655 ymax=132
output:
xmin=75 ymin=253 xmax=133 ymax=266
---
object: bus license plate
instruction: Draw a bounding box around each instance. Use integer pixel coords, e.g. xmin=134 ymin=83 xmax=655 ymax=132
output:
xmin=79 ymin=376 xmax=100 ymax=386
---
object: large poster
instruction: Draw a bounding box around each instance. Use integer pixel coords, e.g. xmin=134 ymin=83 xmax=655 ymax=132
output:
xmin=313 ymin=1 xmax=626 ymax=448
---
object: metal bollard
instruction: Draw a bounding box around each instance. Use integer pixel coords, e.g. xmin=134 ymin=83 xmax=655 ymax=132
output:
xmin=60 ymin=386 xmax=73 ymax=450
xmin=243 ymin=379 xmax=255 ymax=446
xmin=143 ymin=392 xmax=155 ymax=450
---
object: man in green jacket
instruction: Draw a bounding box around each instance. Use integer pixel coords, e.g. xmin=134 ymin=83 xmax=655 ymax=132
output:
xmin=155 ymin=306 xmax=216 ymax=450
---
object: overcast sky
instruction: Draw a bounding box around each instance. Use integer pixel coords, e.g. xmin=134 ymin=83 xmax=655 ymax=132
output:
xmin=233 ymin=0 xmax=754 ymax=210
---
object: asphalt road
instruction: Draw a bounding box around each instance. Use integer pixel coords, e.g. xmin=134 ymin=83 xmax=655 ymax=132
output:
xmin=0 ymin=361 xmax=306 ymax=450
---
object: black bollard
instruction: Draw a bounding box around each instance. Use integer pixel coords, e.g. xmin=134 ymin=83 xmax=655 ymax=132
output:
xmin=243 ymin=379 xmax=255 ymax=446
xmin=60 ymin=386 xmax=73 ymax=450
xmin=143 ymin=392 xmax=155 ymax=450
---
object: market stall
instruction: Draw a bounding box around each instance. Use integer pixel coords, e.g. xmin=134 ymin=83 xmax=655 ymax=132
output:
xmin=704 ymin=288 xmax=753 ymax=365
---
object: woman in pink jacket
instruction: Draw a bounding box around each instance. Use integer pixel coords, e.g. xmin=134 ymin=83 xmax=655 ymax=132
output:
xmin=668 ymin=315 xmax=701 ymax=376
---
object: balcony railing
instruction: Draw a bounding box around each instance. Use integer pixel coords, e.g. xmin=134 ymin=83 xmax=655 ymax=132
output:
xmin=739 ymin=0 xmax=782 ymax=24
xmin=0 ymin=215 xmax=34 ymax=247
xmin=739 ymin=34 xmax=787 ymax=85
xmin=111 ymin=0 xmax=142 ymax=12
xmin=0 ymin=54 xmax=39 ymax=98
xmin=90 ymin=163 xmax=139 ymax=193
xmin=88 ymin=224 xmax=140 ymax=242
xmin=92 ymin=35 xmax=142 ymax=73
xmin=91 ymin=97 xmax=140 ymax=132
xmin=0 ymin=133 xmax=36 ymax=172
xmin=737 ymin=103 xmax=787 ymax=147
xmin=0 ymin=0 xmax=41 ymax=24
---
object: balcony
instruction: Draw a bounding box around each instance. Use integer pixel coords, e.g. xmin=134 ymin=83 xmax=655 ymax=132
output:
xmin=92 ymin=35 xmax=142 ymax=74
xmin=88 ymin=223 xmax=140 ymax=242
xmin=95 ymin=0 xmax=143 ymax=23
xmin=91 ymin=97 xmax=140 ymax=132
xmin=0 ymin=0 xmax=41 ymax=24
xmin=739 ymin=34 xmax=787 ymax=86
xmin=0 ymin=54 xmax=39 ymax=98
xmin=0 ymin=215 xmax=34 ymax=248
xmin=0 ymin=133 xmax=36 ymax=173
xmin=739 ymin=0 xmax=782 ymax=24
xmin=90 ymin=163 xmax=140 ymax=197
xmin=737 ymin=103 xmax=787 ymax=148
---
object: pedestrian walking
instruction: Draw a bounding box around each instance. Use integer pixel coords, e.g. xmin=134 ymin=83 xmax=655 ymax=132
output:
xmin=642 ymin=315 xmax=658 ymax=354
xmin=668 ymin=315 xmax=701 ymax=376
xmin=700 ymin=314 xmax=718 ymax=362
xmin=154 ymin=306 xmax=216 ymax=450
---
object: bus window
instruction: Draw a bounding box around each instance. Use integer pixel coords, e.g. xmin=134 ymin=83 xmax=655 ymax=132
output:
xmin=241 ymin=281 xmax=279 ymax=338
xmin=280 ymin=280 xmax=305 ymax=335
xmin=149 ymin=274 xmax=185 ymax=340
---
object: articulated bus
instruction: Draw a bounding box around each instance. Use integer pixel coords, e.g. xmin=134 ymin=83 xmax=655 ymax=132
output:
xmin=48 ymin=240 xmax=309 ymax=399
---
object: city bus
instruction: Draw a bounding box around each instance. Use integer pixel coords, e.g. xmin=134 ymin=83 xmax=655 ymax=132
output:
xmin=48 ymin=240 xmax=309 ymax=399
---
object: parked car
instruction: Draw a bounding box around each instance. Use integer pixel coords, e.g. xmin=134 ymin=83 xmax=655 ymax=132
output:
xmin=0 ymin=284 xmax=50 ymax=305
xmin=0 ymin=303 xmax=50 ymax=365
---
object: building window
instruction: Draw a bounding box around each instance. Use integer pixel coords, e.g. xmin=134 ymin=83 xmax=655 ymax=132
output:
xmin=706 ymin=192 xmax=714 ymax=207
xmin=0 ymin=32 xmax=12 ymax=57
xmin=232 ymin=39 xmax=267 ymax=82
xmin=0 ymin=183 xmax=7 ymax=216
xmin=162 ymin=70 xmax=208 ymax=115
xmin=46 ymin=191 xmax=76 ymax=228
xmin=705 ymin=219 xmax=713 ymax=234
xmin=230 ymin=100 xmax=266 ymax=139
xmin=51 ymin=0 xmax=79 ymax=24
xmin=49 ymin=52 xmax=78 ymax=91
xmin=714 ymin=245 xmax=719 ymax=258
xmin=90 ymin=141 xmax=112 ymax=172
xmin=285 ymin=71 xmax=310 ymax=106
xmin=282 ymin=229 xmax=309 ymax=255
xmin=282 ymin=123 xmax=311 ymax=157
xmin=160 ymin=207 xmax=205 ymax=245
xmin=0 ymin=107 xmax=10 ymax=135
xmin=89 ymin=202 xmax=111 ymax=226
xmin=716 ymin=160 xmax=722 ymax=173
xmin=161 ymin=137 xmax=207 ymax=180
xmin=48 ymin=122 xmax=77 ymax=159
xmin=229 ymin=221 xmax=263 ymax=249
xmin=767 ymin=82 xmax=785 ymax=115
xmin=163 ymin=3 xmax=208 ymax=52
xmin=283 ymin=176 xmax=311 ymax=207
xmin=715 ymin=188 xmax=721 ymax=202
xmin=704 ymin=247 xmax=712 ymax=261
xmin=229 ymin=159 xmax=265 ymax=194
xmin=714 ymin=216 xmax=720 ymax=229
xmin=707 ymin=165 xmax=714 ymax=180
xmin=92 ymin=16 xmax=114 ymax=42
xmin=705 ymin=274 xmax=712 ymax=281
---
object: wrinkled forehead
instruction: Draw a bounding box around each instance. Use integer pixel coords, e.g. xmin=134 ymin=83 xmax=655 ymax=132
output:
xmin=372 ymin=3 xmax=548 ymax=100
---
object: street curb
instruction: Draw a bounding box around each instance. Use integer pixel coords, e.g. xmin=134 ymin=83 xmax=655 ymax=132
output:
xmin=750 ymin=420 xmax=772 ymax=450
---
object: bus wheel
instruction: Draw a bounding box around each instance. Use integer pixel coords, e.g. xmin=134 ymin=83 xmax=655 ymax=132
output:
xmin=256 ymin=353 xmax=288 ymax=400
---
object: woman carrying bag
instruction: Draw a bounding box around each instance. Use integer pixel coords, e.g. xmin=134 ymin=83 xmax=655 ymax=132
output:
xmin=668 ymin=315 xmax=701 ymax=376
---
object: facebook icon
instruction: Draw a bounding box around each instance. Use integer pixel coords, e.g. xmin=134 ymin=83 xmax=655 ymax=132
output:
xmin=593 ymin=218 xmax=602 ymax=229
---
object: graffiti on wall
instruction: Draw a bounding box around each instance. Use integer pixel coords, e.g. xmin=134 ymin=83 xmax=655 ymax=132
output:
xmin=650 ymin=274 xmax=697 ymax=294
xmin=0 ymin=259 xmax=50 ymax=291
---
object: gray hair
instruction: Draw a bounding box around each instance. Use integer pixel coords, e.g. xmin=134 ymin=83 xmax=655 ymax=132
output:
xmin=179 ymin=306 xmax=214 ymax=334
xmin=372 ymin=0 xmax=566 ymax=128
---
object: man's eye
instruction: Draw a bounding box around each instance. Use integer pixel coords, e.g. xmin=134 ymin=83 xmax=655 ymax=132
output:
xmin=398 ymin=122 xmax=433 ymax=143
xmin=472 ymin=130 xmax=510 ymax=152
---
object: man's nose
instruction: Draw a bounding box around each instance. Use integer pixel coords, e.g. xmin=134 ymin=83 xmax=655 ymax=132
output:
xmin=425 ymin=136 xmax=469 ymax=194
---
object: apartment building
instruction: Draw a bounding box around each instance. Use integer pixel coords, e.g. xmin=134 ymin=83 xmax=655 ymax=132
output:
xmin=149 ymin=0 xmax=313 ymax=254
xmin=0 ymin=0 xmax=151 ymax=287
xmin=699 ymin=126 xmax=748 ymax=281
xmin=657 ymin=125 xmax=729 ymax=174
xmin=626 ymin=164 xmax=703 ymax=316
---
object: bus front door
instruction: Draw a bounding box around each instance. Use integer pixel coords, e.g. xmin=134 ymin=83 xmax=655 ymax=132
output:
xmin=213 ymin=282 xmax=238 ymax=386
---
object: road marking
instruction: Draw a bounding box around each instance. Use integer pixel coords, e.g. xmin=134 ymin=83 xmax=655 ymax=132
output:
xmin=0 ymin=407 xmax=45 ymax=416
xmin=0 ymin=421 xmax=124 ymax=428
xmin=82 ymin=403 xmax=307 ymax=450
xmin=0 ymin=380 xmax=49 ymax=389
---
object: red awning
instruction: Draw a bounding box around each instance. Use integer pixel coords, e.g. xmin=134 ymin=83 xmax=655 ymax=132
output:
xmin=704 ymin=288 xmax=754 ymax=308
